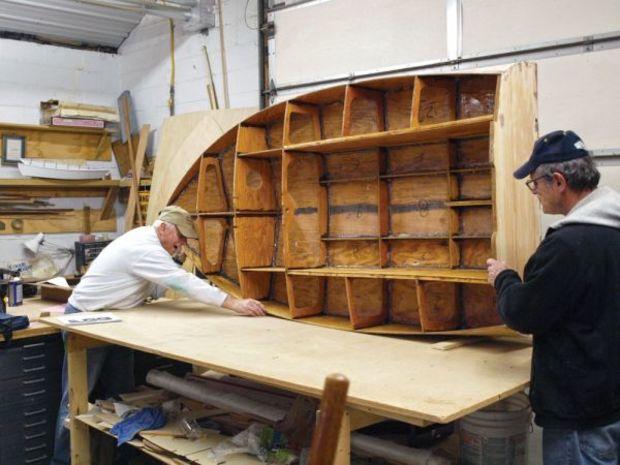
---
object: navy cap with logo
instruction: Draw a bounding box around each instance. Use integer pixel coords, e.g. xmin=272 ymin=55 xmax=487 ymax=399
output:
xmin=513 ymin=130 xmax=588 ymax=179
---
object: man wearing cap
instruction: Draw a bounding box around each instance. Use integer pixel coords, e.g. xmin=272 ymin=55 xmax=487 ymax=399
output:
xmin=487 ymin=130 xmax=620 ymax=464
xmin=51 ymin=206 xmax=266 ymax=465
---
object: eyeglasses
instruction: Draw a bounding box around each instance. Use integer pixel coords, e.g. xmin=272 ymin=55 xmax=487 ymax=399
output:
xmin=525 ymin=174 xmax=552 ymax=193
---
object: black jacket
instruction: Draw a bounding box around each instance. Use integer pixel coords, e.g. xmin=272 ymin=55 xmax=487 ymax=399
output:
xmin=495 ymin=187 xmax=620 ymax=429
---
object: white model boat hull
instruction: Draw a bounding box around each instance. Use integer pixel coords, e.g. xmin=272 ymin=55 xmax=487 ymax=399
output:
xmin=18 ymin=159 xmax=109 ymax=180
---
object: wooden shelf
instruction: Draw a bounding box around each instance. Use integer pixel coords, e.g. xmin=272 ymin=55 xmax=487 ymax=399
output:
xmin=0 ymin=178 xmax=121 ymax=198
xmin=445 ymin=199 xmax=492 ymax=207
xmin=320 ymin=176 xmax=377 ymax=185
xmin=0 ymin=121 xmax=109 ymax=135
xmin=452 ymin=235 xmax=492 ymax=240
xmin=450 ymin=165 xmax=493 ymax=174
xmin=382 ymin=235 xmax=449 ymax=240
xmin=285 ymin=115 xmax=493 ymax=153
xmin=0 ymin=121 xmax=111 ymax=161
xmin=0 ymin=178 xmax=120 ymax=187
xmin=287 ymin=266 xmax=489 ymax=284
xmin=380 ymin=170 xmax=447 ymax=180
xmin=237 ymin=147 xmax=282 ymax=158
xmin=236 ymin=210 xmax=281 ymax=216
xmin=322 ymin=236 xmax=379 ymax=241
xmin=241 ymin=267 xmax=286 ymax=272
xmin=194 ymin=211 xmax=235 ymax=217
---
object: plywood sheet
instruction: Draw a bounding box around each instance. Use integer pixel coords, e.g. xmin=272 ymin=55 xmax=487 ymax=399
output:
xmin=147 ymin=109 xmax=256 ymax=223
xmin=493 ymin=63 xmax=540 ymax=273
xmin=43 ymin=301 xmax=532 ymax=424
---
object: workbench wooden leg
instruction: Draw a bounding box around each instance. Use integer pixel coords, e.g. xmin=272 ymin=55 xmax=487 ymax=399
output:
xmin=67 ymin=333 xmax=91 ymax=465
xmin=334 ymin=411 xmax=351 ymax=465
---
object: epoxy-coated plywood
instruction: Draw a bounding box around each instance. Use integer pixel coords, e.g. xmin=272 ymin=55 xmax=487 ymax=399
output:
xmin=167 ymin=65 xmax=538 ymax=336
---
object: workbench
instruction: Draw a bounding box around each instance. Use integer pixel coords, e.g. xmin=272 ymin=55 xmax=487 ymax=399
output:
xmin=42 ymin=299 xmax=532 ymax=465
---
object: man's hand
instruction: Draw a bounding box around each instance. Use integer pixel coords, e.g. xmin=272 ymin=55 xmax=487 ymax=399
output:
xmin=223 ymin=296 xmax=267 ymax=316
xmin=486 ymin=258 xmax=508 ymax=285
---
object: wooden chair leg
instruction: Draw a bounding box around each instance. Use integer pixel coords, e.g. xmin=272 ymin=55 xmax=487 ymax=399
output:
xmin=309 ymin=373 xmax=350 ymax=465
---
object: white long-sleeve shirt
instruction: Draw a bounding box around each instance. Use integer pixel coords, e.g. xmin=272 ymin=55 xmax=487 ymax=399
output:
xmin=69 ymin=226 xmax=228 ymax=311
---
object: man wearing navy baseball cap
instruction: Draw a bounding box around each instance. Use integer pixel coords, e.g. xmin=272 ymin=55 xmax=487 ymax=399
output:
xmin=487 ymin=130 xmax=620 ymax=464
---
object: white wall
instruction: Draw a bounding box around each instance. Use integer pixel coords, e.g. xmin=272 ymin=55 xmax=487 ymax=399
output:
xmin=0 ymin=38 xmax=122 ymax=275
xmin=118 ymin=0 xmax=260 ymax=150
xmin=0 ymin=1 xmax=261 ymax=277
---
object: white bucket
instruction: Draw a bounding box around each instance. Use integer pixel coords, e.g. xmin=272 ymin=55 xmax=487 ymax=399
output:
xmin=459 ymin=392 xmax=531 ymax=465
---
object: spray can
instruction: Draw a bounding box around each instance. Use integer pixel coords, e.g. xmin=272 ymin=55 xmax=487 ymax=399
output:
xmin=8 ymin=277 xmax=23 ymax=307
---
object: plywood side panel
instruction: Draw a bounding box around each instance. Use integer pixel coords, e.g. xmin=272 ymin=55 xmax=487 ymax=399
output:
xmin=416 ymin=77 xmax=456 ymax=125
xmin=328 ymin=181 xmax=378 ymax=237
xmin=459 ymin=238 xmax=491 ymax=269
xmin=390 ymin=240 xmax=450 ymax=268
xmin=389 ymin=280 xmax=421 ymax=326
xmin=237 ymin=125 xmax=268 ymax=153
xmin=220 ymin=145 xmax=236 ymax=206
xmin=327 ymin=240 xmax=380 ymax=267
xmin=461 ymin=284 xmax=501 ymax=328
xmin=387 ymin=143 xmax=450 ymax=173
xmin=221 ymin=227 xmax=239 ymax=283
xmin=234 ymin=216 xmax=276 ymax=267
xmin=347 ymin=278 xmax=386 ymax=329
xmin=283 ymin=153 xmax=326 ymax=268
xmin=386 ymin=86 xmax=414 ymax=131
xmin=454 ymin=137 xmax=490 ymax=168
xmin=239 ymin=271 xmax=271 ymax=300
xmin=389 ymin=176 xmax=449 ymax=236
xmin=458 ymin=75 xmax=497 ymax=119
xmin=287 ymin=275 xmax=324 ymax=317
xmin=234 ymin=158 xmax=277 ymax=211
xmin=197 ymin=156 xmax=228 ymax=212
xmin=324 ymin=149 xmax=379 ymax=180
xmin=418 ymin=281 xmax=459 ymax=331
xmin=459 ymin=207 xmax=493 ymax=236
xmin=457 ymin=173 xmax=492 ymax=200
xmin=320 ymin=102 xmax=344 ymax=139
xmin=267 ymin=120 xmax=284 ymax=148
xmin=325 ymin=277 xmax=349 ymax=317
xmin=171 ymin=176 xmax=198 ymax=212
xmin=493 ymin=63 xmax=540 ymax=273
xmin=197 ymin=218 xmax=227 ymax=273
xmin=271 ymin=272 xmax=289 ymax=304
xmin=343 ymin=86 xmax=385 ymax=136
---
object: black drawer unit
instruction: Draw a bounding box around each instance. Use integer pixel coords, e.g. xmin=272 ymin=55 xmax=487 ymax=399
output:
xmin=0 ymin=335 xmax=64 ymax=381
xmin=0 ymin=334 xmax=63 ymax=465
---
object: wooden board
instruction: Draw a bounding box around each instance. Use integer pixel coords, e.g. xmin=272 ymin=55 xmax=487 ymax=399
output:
xmin=493 ymin=63 xmax=540 ymax=273
xmin=0 ymin=208 xmax=116 ymax=234
xmin=0 ymin=122 xmax=111 ymax=160
xmin=146 ymin=109 xmax=256 ymax=224
xmin=43 ymin=301 xmax=532 ymax=425
xmin=169 ymin=65 xmax=539 ymax=335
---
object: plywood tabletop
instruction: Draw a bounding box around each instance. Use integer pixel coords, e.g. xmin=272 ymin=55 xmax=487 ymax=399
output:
xmin=42 ymin=299 xmax=532 ymax=425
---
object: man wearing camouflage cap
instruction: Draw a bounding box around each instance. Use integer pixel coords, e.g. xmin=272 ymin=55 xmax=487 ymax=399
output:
xmin=52 ymin=205 xmax=265 ymax=465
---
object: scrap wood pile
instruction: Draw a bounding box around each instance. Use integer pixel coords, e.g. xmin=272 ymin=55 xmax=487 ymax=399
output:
xmin=81 ymin=370 xmax=453 ymax=465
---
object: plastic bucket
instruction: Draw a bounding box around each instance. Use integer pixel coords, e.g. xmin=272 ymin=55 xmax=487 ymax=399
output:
xmin=459 ymin=392 xmax=531 ymax=465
